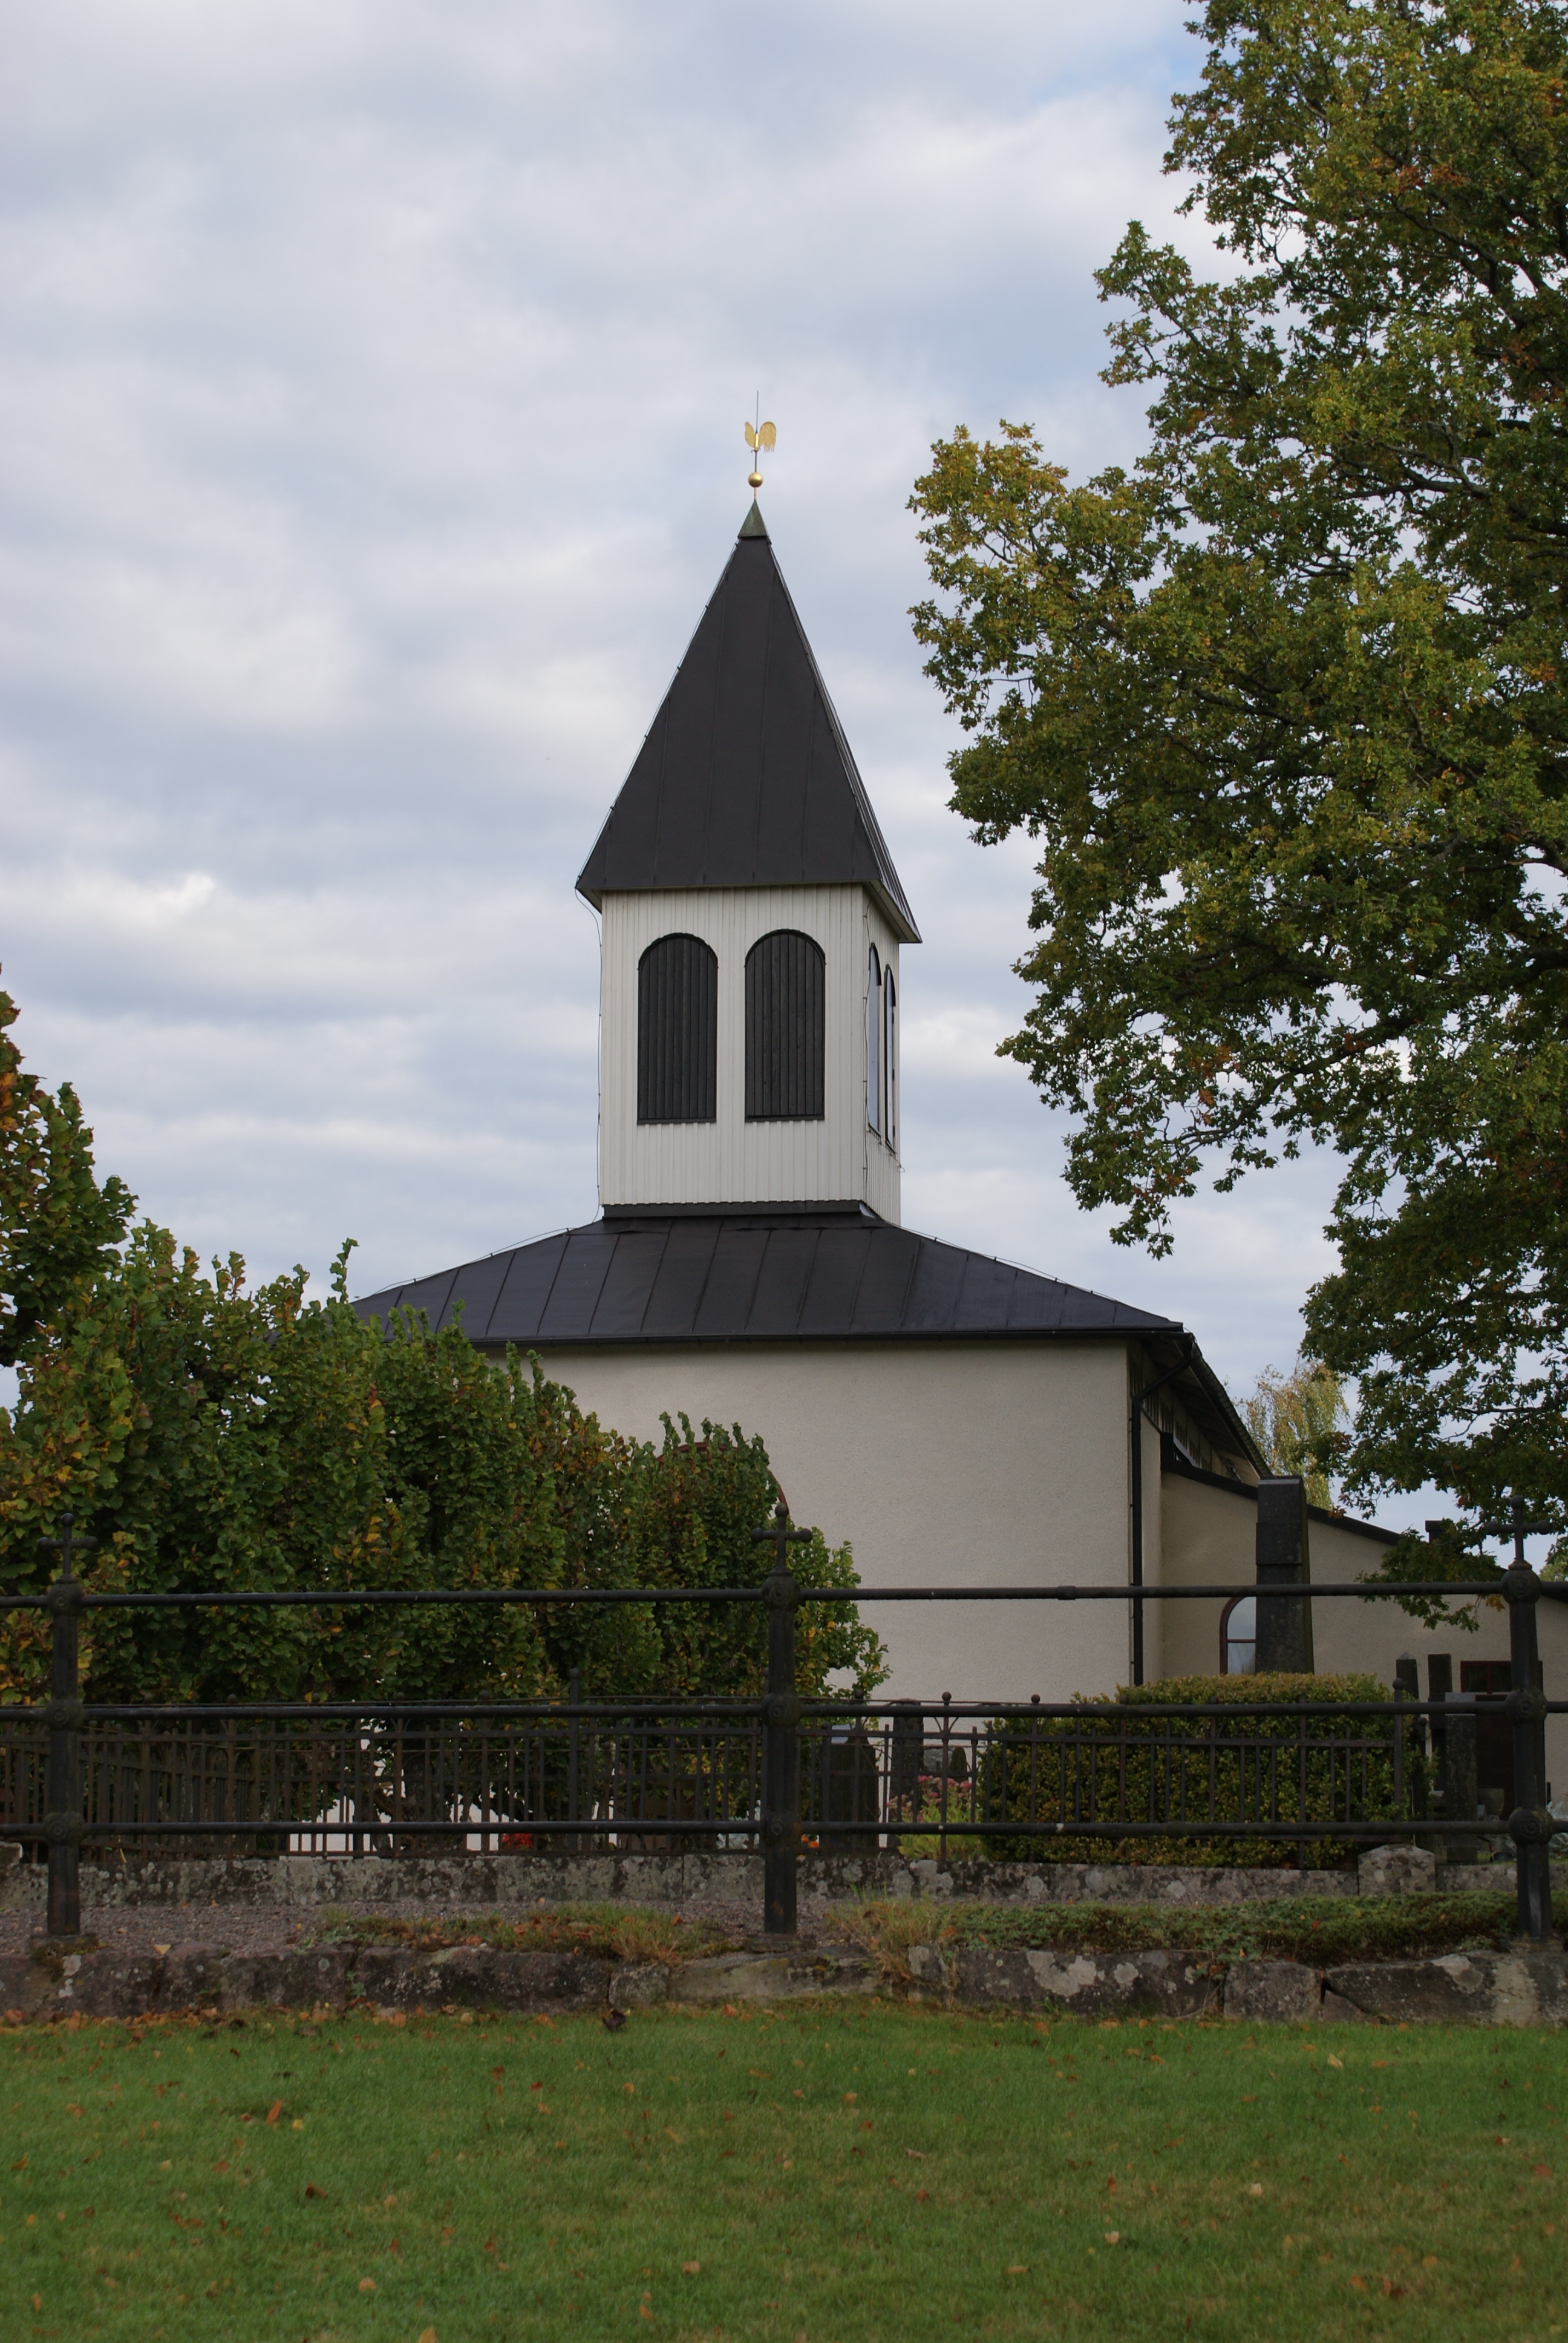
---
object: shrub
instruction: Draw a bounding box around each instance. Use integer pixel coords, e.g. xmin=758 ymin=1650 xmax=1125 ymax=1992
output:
xmin=978 ymin=1672 xmax=1408 ymax=1866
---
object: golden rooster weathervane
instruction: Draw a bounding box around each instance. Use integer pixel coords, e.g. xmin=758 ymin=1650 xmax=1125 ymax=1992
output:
xmin=745 ymin=402 xmax=776 ymax=491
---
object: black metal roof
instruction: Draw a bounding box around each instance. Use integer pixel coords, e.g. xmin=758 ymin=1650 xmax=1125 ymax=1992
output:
xmin=576 ymin=507 xmax=919 ymax=942
xmin=353 ymin=1207 xmax=1178 ymax=1349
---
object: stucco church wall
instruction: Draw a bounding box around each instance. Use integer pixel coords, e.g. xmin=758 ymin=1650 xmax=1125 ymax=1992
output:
xmin=529 ymin=1338 xmax=1132 ymax=1704
xmin=1159 ymin=1466 xmax=1568 ymax=1792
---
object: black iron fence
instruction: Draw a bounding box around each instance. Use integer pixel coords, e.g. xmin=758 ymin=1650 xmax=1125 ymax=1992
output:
xmin=1 ymin=1509 xmax=1561 ymax=1944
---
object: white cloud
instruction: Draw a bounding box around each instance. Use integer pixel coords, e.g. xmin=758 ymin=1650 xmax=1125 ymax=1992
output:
xmin=0 ymin=0 xmax=1392 ymax=1501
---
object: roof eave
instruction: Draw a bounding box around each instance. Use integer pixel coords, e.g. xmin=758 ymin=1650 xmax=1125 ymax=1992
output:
xmin=577 ymin=875 xmax=918 ymax=944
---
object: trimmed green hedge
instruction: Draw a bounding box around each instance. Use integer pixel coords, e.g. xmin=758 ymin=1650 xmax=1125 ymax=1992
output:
xmin=979 ymin=1672 xmax=1412 ymax=1866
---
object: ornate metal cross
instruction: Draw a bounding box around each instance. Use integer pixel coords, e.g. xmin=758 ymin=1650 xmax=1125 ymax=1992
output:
xmin=1476 ymin=1493 xmax=1555 ymax=1569
xmin=38 ymin=1510 xmax=95 ymax=1581
xmin=752 ymin=1499 xmax=810 ymax=1571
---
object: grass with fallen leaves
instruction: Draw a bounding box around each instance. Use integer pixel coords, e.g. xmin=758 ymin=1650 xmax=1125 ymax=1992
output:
xmin=2 ymin=2000 xmax=1563 ymax=2341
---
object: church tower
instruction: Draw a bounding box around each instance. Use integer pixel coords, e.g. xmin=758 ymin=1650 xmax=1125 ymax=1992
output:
xmin=576 ymin=503 xmax=918 ymax=1222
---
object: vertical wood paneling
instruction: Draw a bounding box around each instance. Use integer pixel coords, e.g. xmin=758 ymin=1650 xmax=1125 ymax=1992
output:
xmin=598 ymin=885 xmax=902 ymax=1217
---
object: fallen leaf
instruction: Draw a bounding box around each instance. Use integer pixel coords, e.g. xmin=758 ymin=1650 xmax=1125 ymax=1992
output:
xmin=1422 ymin=2255 xmax=1439 ymax=2269
xmin=1382 ymin=2278 xmax=1405 ymax=2299
xmin=1350 ymin=2276 xmax=1366 ymax=2292
xmin=383 ymin=2193 xmax=396 ymax=2208
xmin=682 ymin=2261 xmax=700 ymax=2275
xmin=905 ymin=2148 xmax=926 ymax=2160
xmin=418 ymin=2331 xmax=438 ymax=2343
xmin=31 ymin=2298 xmax=41 ymax=2313
xmin=291 ymin=2119 xmax=304 ymax=2131
xmin=1006 ymin=2264 xmax=1029 ymax=2274
xmin=358 ymin=2276 xmax=377 ymax=2292
xmin=152 ymin=1944 xmax=170 ymax=1956
xmin=264 ymin=2102 xmax=281 ymax=2126
xmin=1327 ymin=2056 xmax=1344 ymax=2071
xmin=1535 ymin=2164 xmax=1553 ymax=2179
xmin=843 ymin=2091 xmax=857 ymax=2103
xmin=304 ymin=2184 xmax=324 ymax=2200
xmin=1248 ymin=2183 xmax=1264 ymax=2198
xmin=1105 ymin=2232 xmax=1120 ymax=2246
xmin=664 ymin=2127 xmax=682 ymax=2143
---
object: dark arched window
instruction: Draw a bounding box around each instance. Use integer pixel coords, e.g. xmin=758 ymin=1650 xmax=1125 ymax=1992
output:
xmin=638 ymin=933 xmax=717 ymax=1123
xmin=883 ymin=967 xmax=897 ymax=1152
xmin=745 ymin=929 xmax=825 ymax=1120
xmin=866 ymin=945 xmax=881 ymax=1135
xmin=1221 ymin=1593 xmax=1256 ymax=1676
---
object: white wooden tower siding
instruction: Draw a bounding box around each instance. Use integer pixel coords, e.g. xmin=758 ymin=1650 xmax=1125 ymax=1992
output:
xmin=576 ymin=502 xmax=916 ymax=1219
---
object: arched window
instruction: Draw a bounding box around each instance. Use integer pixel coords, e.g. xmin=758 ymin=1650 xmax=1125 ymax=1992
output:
xmin=638 ymin=933 xmax=717 ymax=1124
xmin=745 ymin=929 xmax=825 ymax=1121
xmin=883 ymin=968 xmax=897 ymax=1152
xmin=1221 ymin=1593 xmax=1256 ymax=1676
xmin=866 ymin=945 xmax=881 ymax=1135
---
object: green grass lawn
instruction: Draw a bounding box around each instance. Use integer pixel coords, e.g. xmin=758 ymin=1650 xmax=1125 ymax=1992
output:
xmin=2 ymin=2001 xmax=1563 ymax=2342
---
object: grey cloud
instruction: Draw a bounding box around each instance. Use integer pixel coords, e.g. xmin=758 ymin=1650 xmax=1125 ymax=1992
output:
xmin=1 ymin=0 xmax=1352 ymax=1472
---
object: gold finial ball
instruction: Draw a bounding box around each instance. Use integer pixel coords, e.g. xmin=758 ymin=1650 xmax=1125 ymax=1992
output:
xmin=747 ymin=470 xmax=764 ymax=490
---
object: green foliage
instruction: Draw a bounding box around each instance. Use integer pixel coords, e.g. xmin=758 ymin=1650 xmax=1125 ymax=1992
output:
xmin=1239 ymin=1357 xmax=1349 ymax=1508
xmin=909 ymin=0 xmax=1568 ymax=1526
xmin=981 ymin=1673 xmax=1403 ymax=1864
xmin=1354 ymin=1518 xmax=1506 ymax=1631
xmin=0 ymin=985 xmax=134 ymax=1369
xmin=842 ymin=1889 xmax=1532 ymax=1977
xmin=0 ymin=992 xmax=884 ymax=1708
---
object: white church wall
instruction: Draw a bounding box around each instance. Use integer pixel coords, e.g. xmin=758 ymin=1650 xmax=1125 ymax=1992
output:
xmin=1137 ymin=1407 xmax=1165 ymax=1684
xmin=1157 ymin=1468 xmax=1255 ymax=1680
xmin=531 ymin=1336 xmax=1132 ymax=1703
xmin=598 ymin=884 xmax=902 ymax=1217
xmin=1159 ymin=1466 xmax=1568 ymax=1794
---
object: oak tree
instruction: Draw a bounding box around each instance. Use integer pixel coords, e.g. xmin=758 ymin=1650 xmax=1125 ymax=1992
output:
xmin=912 ymin=0 xmax=1568 ymax=1529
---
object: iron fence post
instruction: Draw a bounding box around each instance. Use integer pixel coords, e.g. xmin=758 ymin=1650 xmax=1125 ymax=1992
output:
xmin=567 ymin=1667 xmax=582 ymax=1857
xmin=1503 ymin=1560 xmax=1553 ymax=1941
xmin=753 ymin=1503 xmax=809 ymax=1938
xmin=761 ymin=1562 xmax=800 ymax=1935
xmin=39 ymin=1515 xmax=89 ymax=1941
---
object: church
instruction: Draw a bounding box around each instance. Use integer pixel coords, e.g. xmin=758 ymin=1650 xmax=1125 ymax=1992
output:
xmin=356 ymin=491 xmax=1554 ymax=1752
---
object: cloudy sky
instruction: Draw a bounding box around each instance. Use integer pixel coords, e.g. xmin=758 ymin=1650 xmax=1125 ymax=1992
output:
xmin=2 ymin=0 xmax=1377 ymax=1496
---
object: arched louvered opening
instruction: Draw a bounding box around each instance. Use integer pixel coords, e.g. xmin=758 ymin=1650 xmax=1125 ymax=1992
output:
xmin=745 ymin=929 xmax=825 ymax=1120
xmin=638 ymin=933 xmax=717 ymax=1123
xmin=866 ymin=945 xmax=881 ymax=1135
xmin=883 ymin=967 xmax=897 ymax=1152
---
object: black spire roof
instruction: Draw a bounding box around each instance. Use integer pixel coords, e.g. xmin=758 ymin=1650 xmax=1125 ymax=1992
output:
xmin=354 ymin=1207 xmax=1177 ymax=1348
xmin=575 ymin=507 xmax=919 ymax=941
